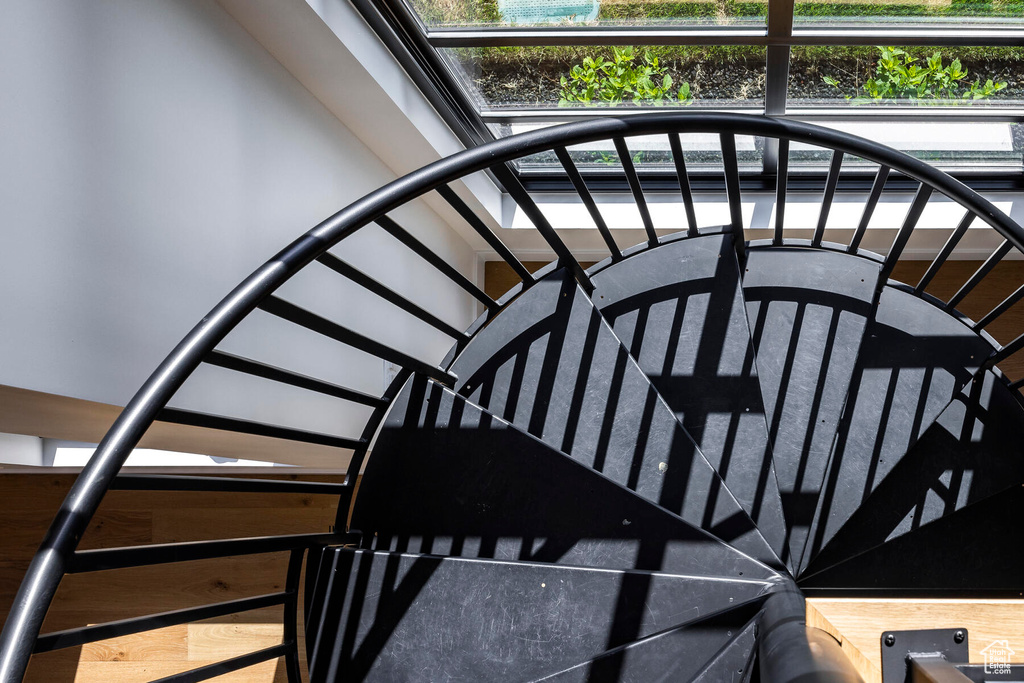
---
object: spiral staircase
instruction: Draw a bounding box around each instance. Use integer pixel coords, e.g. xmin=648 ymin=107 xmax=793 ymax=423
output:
xmin=2 ymin=113 xmax=1024 ymax=682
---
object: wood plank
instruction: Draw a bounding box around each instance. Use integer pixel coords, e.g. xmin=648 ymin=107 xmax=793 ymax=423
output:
xmin=151 ymin=507 xmax=334 ymax=544
xmin=805 ymin=601 xmax=880 ymax=682
xmin=78 ymin=625 xmax=189 ymax=662
xmin=187 ymin=623 xmax=283 ymax=661
xmin=807 ymin=598 xmax=1024 ymax=683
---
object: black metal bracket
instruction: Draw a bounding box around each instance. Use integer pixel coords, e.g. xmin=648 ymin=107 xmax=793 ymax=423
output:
xmin=881 ymin=628 xmax=969 ymax=683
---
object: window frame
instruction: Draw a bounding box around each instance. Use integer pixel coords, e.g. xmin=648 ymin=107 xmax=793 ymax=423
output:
xmin=350 ymin=0 xmax=1024 ymax=192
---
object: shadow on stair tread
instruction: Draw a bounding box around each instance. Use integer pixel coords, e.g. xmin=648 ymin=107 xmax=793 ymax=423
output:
xmin=798 ymin=484 xmax=1024 ymax=592
xmin=742 ymin=246 xmax=881 ymax=568
xmin=532 ymin=600 xmax=763 ymax=683
xmin=798 ymin=285 xmax=994 ymax=573
xmin=448 ymin=262 xmax=783 ymax=569
xmin=591 ymin=234 xmax=789 ymax=568
xmin=304 ymin=547 xmax=773 ymax=683
xmin=802 ymin=369 xmax=1024 ymax=576
xmin=352 ymin=374 xmax=778 ymax=581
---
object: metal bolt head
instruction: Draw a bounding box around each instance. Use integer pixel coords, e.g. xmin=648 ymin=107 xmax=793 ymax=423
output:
xmin=884 ymin=634 xmax=896 ymax=647
xmin=954 ymin=630 xmax=966 ymax=644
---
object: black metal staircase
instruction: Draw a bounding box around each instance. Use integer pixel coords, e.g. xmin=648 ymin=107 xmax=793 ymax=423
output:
xmin=3 ymin=113 xmax=1024 ymax=682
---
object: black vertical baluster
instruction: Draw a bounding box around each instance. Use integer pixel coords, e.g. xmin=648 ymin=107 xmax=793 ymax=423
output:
xmin=720 ymin=133 xmax=745 ymax=262
xmin=976 ymin=282 xmax=1024 ymax=331
xmin=436 ymin=184 xmax=534 ymax=285
xmin=812 ymin=150 xmax=844 ymax=247
xmin=669 ymin=133 xmax=699 ymax=237
xmin=848 ymin=165 xmax=890 ymax=253
xmin=614 ymin=137 xmax=658 ymax=248
xmin=915 ymin=211 xmax=974 ymax=293
xmin=282 ymin=548 xmax=304 ymax=683
xmin=880 ymin=183 xmax=933 ymax=284
xmin=774 ymin=138 xmax=790 ymax=245
xmin=491 ymin=163 xmax=594 ymax=293
xmin=554 ymin=146 xmax=622 ymax=261
xmin=947 ymin=240 xmax=1012 ymax=311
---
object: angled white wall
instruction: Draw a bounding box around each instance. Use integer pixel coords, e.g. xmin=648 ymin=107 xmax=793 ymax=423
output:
xmin=0 ymin=0 xmax=477 ymax=445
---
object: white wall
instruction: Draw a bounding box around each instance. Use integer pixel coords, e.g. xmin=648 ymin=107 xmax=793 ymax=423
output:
xmin=0 ymin=0 xmax=477 ymax=441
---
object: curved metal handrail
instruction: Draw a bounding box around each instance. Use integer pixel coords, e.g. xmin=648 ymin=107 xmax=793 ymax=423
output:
xmin=3 ymin=112 xmax=1023 ymax=682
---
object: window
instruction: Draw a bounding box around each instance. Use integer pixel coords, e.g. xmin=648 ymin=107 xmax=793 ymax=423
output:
xmin=352 ymin=0 xmax=1024 ymax=183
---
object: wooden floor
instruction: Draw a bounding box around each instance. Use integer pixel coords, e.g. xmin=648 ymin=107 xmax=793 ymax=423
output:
xmin=0 ymin=473 xmax=343 ymax=683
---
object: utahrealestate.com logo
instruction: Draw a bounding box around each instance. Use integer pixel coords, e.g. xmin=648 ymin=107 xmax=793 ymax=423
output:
xmin=981 ymin=640 xmax=1015 ymax=675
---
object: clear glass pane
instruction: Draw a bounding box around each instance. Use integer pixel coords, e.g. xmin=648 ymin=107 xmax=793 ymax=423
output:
xmin=485 ymin=125 xmax=764 ymax=170
xmin=443 ymin=45 xmax=767 ymax=109
xmin=788 ymin=46 xmax=1024 ymax=107
xmin=793 ymin=0 xmax=1024 ymax=26
xmin=785 ymin=122 xmax=1023 ymax=171
xmin=408 ymin=0 xmax=765 ymax=27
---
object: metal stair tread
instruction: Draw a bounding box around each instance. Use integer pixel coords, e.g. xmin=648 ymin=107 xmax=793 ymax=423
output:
xmin=352 ymin=373 xmax=779 ymax=581
xmin=448 ymin=262 xmax=782 ymax=569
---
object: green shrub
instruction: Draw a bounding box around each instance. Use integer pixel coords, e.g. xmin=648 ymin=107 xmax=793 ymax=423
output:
xmin=558 ymin=47 xmax=692 ymax=105
xmin=823 ymin=46 xmax=1008 ymax=103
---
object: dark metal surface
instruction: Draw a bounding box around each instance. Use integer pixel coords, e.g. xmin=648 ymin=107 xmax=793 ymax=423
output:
xmin=614 ymin=137 xmax=658 ymax=248
xmin=802 ymin=370 xmax=1024 ymax=576
xmin=690 ymin=612 xmax=760 ymax=683
xmin=774 ymin=139 xmax=790 ymax=245
xmin=848 ymin=165 xmax=890 ymax=254
xmin=536 ymin=603 xmax=764 ymax=682
xmin=720 ymin=134 xmax=745 ymax=263
xmin=156 ymin=406 xmax=365 ymax=451
xmin=352 ymin=374 xmax=777 ymax=579
xmin=758 ymin=582 xmax=864 ymax=683
xmin=33 ymin=592 xmax=288 ymax=653
xmin=813 ymin=151 xmax=844 ymax=247
xmin=448 ymin=266 xmax=783 ymax=567
xmin=203 ymin=350 xmax=386 ymax=407
xmin=376 ymin=215 xmax=497 ymax=309
xmin=799 ymin=286 xmax=991 ymax=573
xmin=881 ymin=629 xmax=969 ymax=683
xmin=110 ymin=474 xmax=347 ymax=494
xmin=668 ymin=134 xmax=699 ymax=237
xmin=915 ymin=213 xmax=974 ymax=294
xmin=491 ymin=163 xmax=594 ymax=292
xmin=304 ymin=547 xmax=773 ymax=682
xmin=909 ymin=657 xmax=973 ymax=683
xmin=592 ymin=236 xmax=790 ymax=566
xmin=316 ymin=252 xmax=469 ymax=340
xmin=799 ymin=484 xmax=1024 ymax=592
xmin=68 ymin=533 xmax=351 ymax=573
xmin=743 ymin=246 xmax=880 ymax=567
xmin=946 ymin=241 xmax=1012 ymax=311
xmin=149 ymin=644 xmax=292 ymax=683
xmin=258 ymin=295 xmax=456 ymax=385
xmin=554 ymin=146 xmax=622 ymax=261
xmin=880 ymin=185 xmax=933 ymax=285
xmin=435 ymin=184 xmax=533 ymax=283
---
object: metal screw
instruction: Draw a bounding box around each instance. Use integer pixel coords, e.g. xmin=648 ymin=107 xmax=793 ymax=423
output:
xmin=954 ymin=630 xmax=966 ymax=644
xmin=884 ymin=634 xmax=896 ymax=647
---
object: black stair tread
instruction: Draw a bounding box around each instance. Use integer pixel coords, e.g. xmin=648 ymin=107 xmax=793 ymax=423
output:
xmin=742 ymin=246 xmax=881 ymax=567
xmin=448 ymin=263 xmax=782 ymax=569
xmin=689 ymin=612 xmax=759 ymax=683
xmin=798 ymin=287 xmax=993 ymax=573
xmin=352 ymin=374 xmax=778 ymax=581
xmin=532 ymin=601 xmax=763 ymax=683
xmin=803 ymin=370 xmax=1024 ymax=576
xmin=591 ymin=234 xmax=789 ymax=566
xmin=798 ymin=484 xmax=1024 ymax=592
xmin=304 ymin=547 xmax=774 ymax=683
